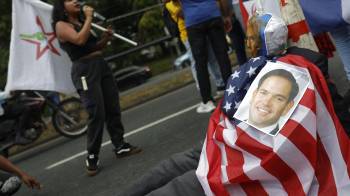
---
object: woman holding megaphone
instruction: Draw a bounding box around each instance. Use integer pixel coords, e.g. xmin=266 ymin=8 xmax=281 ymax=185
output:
xmin=51 ymin=0 xmax=141 ymax=177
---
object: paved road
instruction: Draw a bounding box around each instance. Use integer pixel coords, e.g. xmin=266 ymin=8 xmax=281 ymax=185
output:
xmin=13 ymin=83 xmax=212 ymax=196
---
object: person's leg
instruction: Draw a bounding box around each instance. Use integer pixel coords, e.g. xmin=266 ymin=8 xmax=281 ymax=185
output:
xmin=330 ymin=25 xmax=350 ymax=106
xmin=0 ymin=171 xmax=21 ymax=196
xmin=121 ymin=146 xmax=201 ymax=196
xmin=228 ymin=16 xmax=248 ymax=65
xmin=207 ymin=17 xmax=232 ymax=85
xmin=330 ymin=25 xmax=350 ymax=81
xmin=71 ymin=59 xmax=105 ymax=175
xmin=183 ymin=40 xmax=199 ymax=90
xmin=100 ymin=62 xmax=124 ymax=147
xmin=147 ymin=170 xmax=205 ymax=196
xmin=79 ymin=85 xmax=105 ymax=155
xmin=100 ymin=60 xmax=141 ymax=157
xmin=187 ymin=22 xmax=212 ymax=103
xmin=207 ymin=40 xmax=225 ymax=89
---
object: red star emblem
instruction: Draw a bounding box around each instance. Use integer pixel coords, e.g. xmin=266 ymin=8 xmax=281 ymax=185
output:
xmin=21 ymin=16 xmax=61 ymax=60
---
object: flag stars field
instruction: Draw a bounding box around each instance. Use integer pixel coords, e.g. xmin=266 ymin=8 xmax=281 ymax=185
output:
xmin=226 ymin=85 xmax=236 ymax=96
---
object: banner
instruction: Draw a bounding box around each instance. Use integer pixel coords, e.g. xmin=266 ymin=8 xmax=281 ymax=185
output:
xmin=6 ymin=0 xmax=75 ymax=94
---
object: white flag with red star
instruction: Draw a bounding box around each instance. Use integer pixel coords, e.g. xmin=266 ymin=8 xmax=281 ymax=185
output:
xmin=6 ymin=0 xmax=75 ymax=94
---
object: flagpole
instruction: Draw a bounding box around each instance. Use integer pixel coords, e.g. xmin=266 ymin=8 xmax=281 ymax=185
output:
xmin=91 ymin=23 xmax=138 ymax=46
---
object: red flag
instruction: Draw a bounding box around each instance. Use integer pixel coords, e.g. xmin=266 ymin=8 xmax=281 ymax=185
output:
xmin=196 ymin=54 xmax=350 ymax=195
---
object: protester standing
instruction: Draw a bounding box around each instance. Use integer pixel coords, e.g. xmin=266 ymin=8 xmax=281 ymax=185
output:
xmin=179 ymin=0 xmax=233 ymax=113
xmin=164 ymin=0 xmax=225 ymax=98
xmin=52 ymin=0 xmax=141 ymax=176
xmin=227 ymin=0 xmax=248 ymax=66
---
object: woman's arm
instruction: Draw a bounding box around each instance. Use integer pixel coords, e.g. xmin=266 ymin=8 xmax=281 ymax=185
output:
xmin=92 ymin=26 xmax=113 ymax=51
xmin=55 ymin=6 xmax=94 ymax=46
xmin=0 ymin=156 xmax=41 ymax=189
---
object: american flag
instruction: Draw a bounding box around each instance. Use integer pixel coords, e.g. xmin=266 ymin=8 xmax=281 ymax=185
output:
xmin=196 ymin=54 xmax=350 ymax=195
xmin=220 ymin=56 xmax=267 ymax=119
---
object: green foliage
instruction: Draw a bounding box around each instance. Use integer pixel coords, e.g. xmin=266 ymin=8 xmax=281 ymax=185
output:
xmin=0 ymin=0 xmax=11 ymax=48
xmin=0 ymin=47 xmax=9 ymax=89
xmin=132 ymin=0 xmax=159 ymax=10
xmin=138 ymin=9 xmax=164 ymax=43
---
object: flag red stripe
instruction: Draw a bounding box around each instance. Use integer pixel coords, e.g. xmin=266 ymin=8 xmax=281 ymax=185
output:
xmin=239 ymin=0 xmax=249 ymax=29
xmin=280 ymin=120 xmax=317 ymax=169
xmin=206 ymin=106 xmax=230 ymax=196
xmin=287 ymin=20 xmax=310 ymax=42
xmin=215 ymin=119 xmax=268 ymax=195
xmin=279 ymin=55 xmax=350 ymax=176
xmin=280 ymin=88 xmax=317 ymax=169
xmin=315 ymin=135 xmax=337 ymax=195
xmin=298 ymin=88 xmax=316 ymax=113
xmin=235 ymin=127 xmax=306 ymax=195
xmin=225 ymin=145 xmax=268 ymax=196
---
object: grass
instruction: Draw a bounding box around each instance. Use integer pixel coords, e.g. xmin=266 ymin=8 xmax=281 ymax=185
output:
xmin=145 ymin=55 xmax=175 ymax=76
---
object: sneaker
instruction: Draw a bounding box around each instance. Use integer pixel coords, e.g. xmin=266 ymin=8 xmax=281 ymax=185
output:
xmin=86 ymin=154 xmax=99 ymax=176
xmin=115 ymin=143 xmax=142 ymax=158
xmin=196 ymin=101 xmax=216 ymax=113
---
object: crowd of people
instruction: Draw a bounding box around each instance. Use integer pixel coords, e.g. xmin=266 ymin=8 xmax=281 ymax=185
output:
xmin=2 ymin=0 xmax=350 ymax=195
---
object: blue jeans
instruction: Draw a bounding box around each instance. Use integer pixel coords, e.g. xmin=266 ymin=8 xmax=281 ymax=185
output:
xmin=330 ymin=25 xmax=350 ymax=81
xmin=187 ymin=17 xmax=232 ymax=102
xmin=183 ymin=40 xmax=225 ymax=90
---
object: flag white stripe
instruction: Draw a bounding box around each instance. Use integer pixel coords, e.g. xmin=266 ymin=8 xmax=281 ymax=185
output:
xmin=196 ymin=140 xmax=215 ymax=196
xmin=289 ymin=104 xmax=317 ymax=140
xmin=222 ymin=124 xmax=287 ymax=195
xmin=316 ymin=91 xmax=350 ymax=194
xmin=236 ymin=122 xmax=275 ymax=148
xmin=216 ymin=144 xmax=229 ymax=185
xmin=309 ymin=175 xmax=320 ymax=195
xmin=227 ymin=184 xmax=247 ymax=196
xmin=274 ymin=134 xmax=315 ymax=193
xmin=242 ymin=149 xmax=287 ymax=196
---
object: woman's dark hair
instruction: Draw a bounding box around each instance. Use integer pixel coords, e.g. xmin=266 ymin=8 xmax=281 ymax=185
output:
xmin=51 ymin=0 xmax=68 ymax=33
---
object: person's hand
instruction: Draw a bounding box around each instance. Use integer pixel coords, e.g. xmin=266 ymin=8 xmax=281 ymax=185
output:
xmin=223 ymin=16 xmax=232 ymax=32
xmin=102 ymin=26 xmax=113 ymax=41
xmin=83 ymin=5 xmax=94 ymax=19
xmin=20 ymin=172 xmax=41 ymax=190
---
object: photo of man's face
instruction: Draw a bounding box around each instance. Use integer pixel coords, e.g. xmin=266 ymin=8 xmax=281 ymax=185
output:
xmin=248 ymin=75 xmax=294 ymax=128
xmin=233 ymin=62 xmax=309 ymax=136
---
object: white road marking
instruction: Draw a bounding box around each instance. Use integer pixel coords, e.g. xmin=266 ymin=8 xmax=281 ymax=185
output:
xmin=46 ymin=103 xmax=199 ymax=170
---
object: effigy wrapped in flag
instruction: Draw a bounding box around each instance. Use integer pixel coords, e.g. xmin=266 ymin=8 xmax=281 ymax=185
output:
xmin=196 ymin=54 xmax=350 ymax=195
